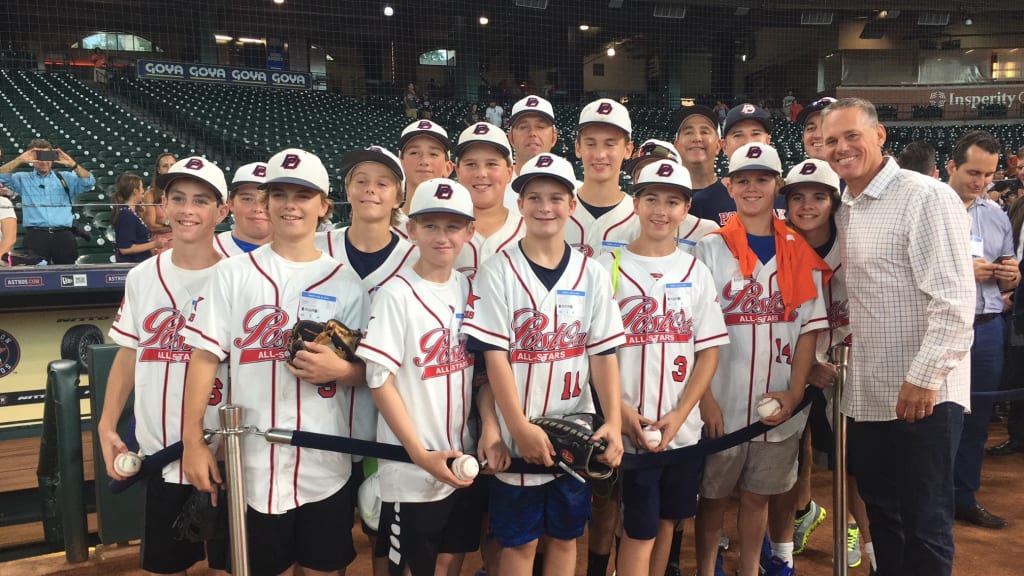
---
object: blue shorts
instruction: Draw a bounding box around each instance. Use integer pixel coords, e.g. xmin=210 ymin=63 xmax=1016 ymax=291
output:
xmin=621 ymin=457 xmax=702 ymax=540
xmin=488 ymin=475 xmax=592 ymax=547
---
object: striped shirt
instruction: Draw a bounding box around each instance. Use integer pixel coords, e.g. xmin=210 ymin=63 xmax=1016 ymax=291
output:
xmin=836 ymin=158 xmax=974 ymax=422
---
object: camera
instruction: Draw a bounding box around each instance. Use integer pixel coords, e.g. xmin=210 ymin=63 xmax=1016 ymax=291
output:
xmin=35 ymin=150 xmax=59 ymax=162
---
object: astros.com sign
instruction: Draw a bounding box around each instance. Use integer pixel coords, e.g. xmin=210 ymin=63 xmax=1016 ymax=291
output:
xmin=929 ymin=89 xmax=1024 ymax=108
xmin=137 ymin=59 xmax=311 ymax=90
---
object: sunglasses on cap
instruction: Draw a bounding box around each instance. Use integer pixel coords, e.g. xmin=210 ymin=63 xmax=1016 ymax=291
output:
xmin=637 ymin=142 xmax=676 ymax=160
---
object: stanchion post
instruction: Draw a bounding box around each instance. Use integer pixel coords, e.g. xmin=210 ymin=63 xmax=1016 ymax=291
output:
xmin=220 ymin=405 xmax=249 ymax=576
xmin=828 ymin=344 xmax=850 ymax=576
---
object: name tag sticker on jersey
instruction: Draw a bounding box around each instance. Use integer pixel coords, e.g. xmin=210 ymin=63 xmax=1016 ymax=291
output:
xmin=677 ymin=238 xmax=697 ymax=247
xmin=970 ymin=235 xmax=985 ymax=259
xmin=299 ymin=291 xmax=338 ymax=322
xmin=665 ymin=282 xmax=692 ymax=312
xmin=601 ymin=240 xmax=627 ymax=254
xmin=556 ymin=289 xmax=586 ymax=318
xmin=730 ymin=272 xmax=747 ymax=294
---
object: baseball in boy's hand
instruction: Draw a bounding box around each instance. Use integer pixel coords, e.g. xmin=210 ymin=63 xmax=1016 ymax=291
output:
xmin=642 ymin=426 xmax=662 ymax=450
xmin=114 ymin=452 xmax=143 ymax=477
xmin=450 ymin=454 xmax=480 ymax=481
xmin=757 ymin=397 xmax=782 ymax=419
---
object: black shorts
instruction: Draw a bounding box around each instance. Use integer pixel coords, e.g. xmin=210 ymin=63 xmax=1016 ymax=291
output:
xmin=246 ymin=482 xmax=357 ymax=576
xmin=620 ymin=457 xmax=702 ymax=540
xmin=375 ymin=481 xmax=485 ymax=575
xmin=141 ymin=474 xmax=228 ymax=574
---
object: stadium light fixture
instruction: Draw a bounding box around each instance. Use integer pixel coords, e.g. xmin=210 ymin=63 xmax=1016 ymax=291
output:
xmin=384 ymin=5 xmax=394 ymax=16
xmin=273 ymin=0 xmax=284 ymax=4
xmin=964 ymin=16 xmax=973 ymax=26
xmin=214 ymin=34 xmax=233 ymax=43
xmin=238 ymin=37 xmax=264 ymax=44
xmin=607 ymin=47 xmax=616 ymax=57
xmin=579 ymin=24 xmax=590 ymax=31
xmin=479 ymin=16 xmax=489 ymax=25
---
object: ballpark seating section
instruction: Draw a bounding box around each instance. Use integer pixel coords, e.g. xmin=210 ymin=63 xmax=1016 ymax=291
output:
xmin=2 ymin=69 xmax=1022 ymax=263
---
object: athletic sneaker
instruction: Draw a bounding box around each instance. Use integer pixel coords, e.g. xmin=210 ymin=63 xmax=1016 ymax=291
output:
xmin=715 ymin=548 xmax=726 ymax=576
xmin=759 ymin=534 xmax=772 ymax=574
xmin=847 ymin=524 xmax=862 ymax=568
xmin=793 ymin=500 xmax=827 ymax=554
xmin=762 ymin=556 xmax=795 ymax=576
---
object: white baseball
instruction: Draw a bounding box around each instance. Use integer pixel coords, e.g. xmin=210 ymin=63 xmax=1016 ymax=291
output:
xmin=113 ymin=452 xmax=142 ymax=477
xmin=642 ymin=427 xmax=662 ymax=449
xmin=451 ymin=454 xmax=480 ymax=481
xmin=757 ymin=397 xmax=782 ymax=419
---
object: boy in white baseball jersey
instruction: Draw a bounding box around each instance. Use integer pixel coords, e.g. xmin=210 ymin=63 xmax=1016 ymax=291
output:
xmin=98 ymin=156 xmax=231 ymax=574
xmin=782 ymin=159 xmax=874 ymax=572
xmin=214 ymin=162 xmax=270 ymax=257
xmin=182 ymin=148 xmax=369 ymax=576
xmin=463 ymin=153 xmax=625 ymax=576
xmin=396 ymin=120 xmax=454 ymax=238
xmin=598 ymin=159 xmax=728 ymax=576
xmin=693 ymin=143 xmax=829 ymax=576
xmin=569 ymin=98 xmax=638 ymax=257
xmin=358 ymin=178 xmax=508 ymax=576
xmin=627 ymin=139 xmax=719 ymax=254
xmin=453 ymin=122 xmax=523 ymax=279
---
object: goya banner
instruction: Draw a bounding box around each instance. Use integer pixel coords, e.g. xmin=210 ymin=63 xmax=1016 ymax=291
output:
xmin=137 ymin=59 xmax=311 ymax=90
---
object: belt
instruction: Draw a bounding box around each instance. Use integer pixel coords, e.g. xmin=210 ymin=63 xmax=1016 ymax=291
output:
xmin=26 ymin=226 xmax=71 ymax=233
xmin=975 ymin=313 xmax=1000 ymax=325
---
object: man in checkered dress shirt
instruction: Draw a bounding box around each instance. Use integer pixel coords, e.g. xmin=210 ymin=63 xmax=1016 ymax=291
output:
xmin=823 ymin=98 xmax=974 ymax=576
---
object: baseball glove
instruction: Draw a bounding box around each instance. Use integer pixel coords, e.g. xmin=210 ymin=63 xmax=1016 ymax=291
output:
xmin=286 ymin=319 xmax=363 ymax=364
xmin=530 ymin=413 xmax=613 ymax=480
xmin=172 ymin=488 xmax=227 ymax=543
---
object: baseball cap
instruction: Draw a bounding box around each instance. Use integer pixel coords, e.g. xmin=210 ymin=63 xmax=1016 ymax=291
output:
xmin=796 ymin=96 xmax=837 ymax=126
xmin=727 ymin=143 xmax=782 ymax=176
xmin=624 ymin=138 xmax=681 ymax=175
xmin=578 ymin=98 xmax=631 ymax=136
xmin=511 ymin=153 xmax=578 ymax=195
xmin=671 ymin=105 xmax=718 ymax=135
xmin=339 ymin=145 xmax=405 ymax=189
xmin=261 ymin=148 xmax=330 ymax=194
xmin=632 ymin=159 xmax=693 ymax=199
xmin=780 ymin=158 xmax=840 ymax=196
xmin=408 ymin=178 xmax=475 ymax=220
xmin=723 ymin=103 xmax=773 ymax=137
xmin=398 ymin=119 xmax=451 ymax=153
xmin=454 ymin=122 xmax=512 ymax=161
xmin=510 ymin=95 xmax=556 ymax=126
xmin=229 ymin=162 xmax=268 ymax=192
xmin=157 ymin=156 xmax=228 ymax=202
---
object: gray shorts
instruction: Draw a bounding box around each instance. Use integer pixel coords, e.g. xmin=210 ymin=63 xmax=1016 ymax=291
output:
xmin=699 ymin=433 xmax=800 ymax=498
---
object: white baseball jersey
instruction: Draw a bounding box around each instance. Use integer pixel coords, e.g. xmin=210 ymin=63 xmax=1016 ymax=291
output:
xmin=597 ymin=248 xmax=729 ymax=452
xmin=108 ymin=250 xmax=228 ymax=484
xmin=183 ymin=244 xmax=368 ymax=514
xmin=212 ymin=230 xmax=246 ymax=258
xmin=463 ymin=244 xmax=626 ymax=486
xmin=315 ymin=227 xmax=419 ymax=441
xmin=694 ymin=235 xmax=828 ymax=442
xmin=567 ymin=194 xmax=640 ymax=257
xmin=357 ymin=268 xmax=475 ymax=503
xmin=453 ymin=211 xmax=525 ymax=279
xmin=816 ymin=238 xmax=850 ymax=428
xmin=392 ymin=212 xmax=410 ymax=240
xmin=675 ymin=214 xmax=720 ymax=255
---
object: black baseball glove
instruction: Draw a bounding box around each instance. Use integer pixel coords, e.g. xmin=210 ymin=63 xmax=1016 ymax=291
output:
xmin=286 ymin=319 xmax=363 ymax=364
xmin=172 ymin=487 xmax=227 ymax=543
xmin=530 ymin=413 xmax=613 ymax=480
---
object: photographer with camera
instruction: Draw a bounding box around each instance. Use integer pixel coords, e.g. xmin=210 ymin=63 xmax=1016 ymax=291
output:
xmin=0 ymin=138 xmax=95 ymax=264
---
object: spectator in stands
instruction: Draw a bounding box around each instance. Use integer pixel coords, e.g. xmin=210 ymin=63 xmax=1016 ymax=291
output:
xmin=789 ymin=98 xmax=804 ymax=123
xmin=896 ymin=140 xmax=938 ymax=178
xmin=714 ymin=100 xmax=729 ymax=124
xmin=0 ymin=184 xmax=15 ymax=266
xmin=91 ymin=48 xmax=108 ymax=84
xmin=112 ymin=172 xmax=164 ymax=263
xmin=0 ymin=138 xmax=95 ymax=264
xmin=782 ymin=90 xmax=797 ymax=119
xmin=946 ymin=131 xmax=1019 ymax=530
xmin=1006 ymin=151 xmax=1018 ymax=179
xmin=824 ymin=98 xmax=974 ymax=576
xmin=485 ymin=100 xmax=504 ymax=126
xmin=464 ymin=103 xmax=481 ymax=127
xmin=403 ymin=82 xmax=419 ymax=119
xmin=141 ymin=152 xmax=176 ymax=253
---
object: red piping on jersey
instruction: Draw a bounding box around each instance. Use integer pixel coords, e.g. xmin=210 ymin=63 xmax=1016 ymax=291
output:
xmin=680 ymin=218 xmax=702 ymax=241
xmin=178 ymin=363 xmax=190 ymax=484
xmin=603 ymin=210 xmax=637 ymax=240
xmin=746 ymin=329 xmax=756 ymax=428
xmin=307 ymin=263 xmax=345 ymax=292
xmin=396 ymin=275 xmax=446 ymax=327
xmin=462 ymin=323 xmax=506 ymax=342
xmin=571 ymin=255 xmax=586 ymax=289
xmin=325 ymin=230 xmax=337 ymax=257
xmin=567 ymin=216 xmax=585 ymax=245
xmin=294 ymin=374 xmax=302 ymax=509
xmin=504 ymin=252 xmax=538 ymax=309
xmin=541 ymin=356 xmax=554 ymax=415
xmin=249 ymin=251 xmax=281 ymax=511
xmin=156 ymin=253 xmax=178 ymax=309
xmin=109 ymin=324 xmax=138 ymax=343
xmin=466 ymin=241 xmax=479 ymax=271
xmin=214 ymin=234 xmax=228 ymax=258
xmin=161 ymin=362 xmax=170 ymax=452
xmin=369 ymin=245 xmax=417 ymax=296
xmin=588 ymin=332 xmax=625 ymax=350
xmin=446 ymin=373 xmax=453 ymax=448
xmin=359 ymin=342 xmax=401 ymax=366
xmin=623 ymin=269 xmax=648 ymax=412
xmin=695 ymin=332 xmax=729 ymax=345
xmin=494 ymin=218 xmax=524 ymax=254
xmin=182 ymin=325 xmax=229 ymax=356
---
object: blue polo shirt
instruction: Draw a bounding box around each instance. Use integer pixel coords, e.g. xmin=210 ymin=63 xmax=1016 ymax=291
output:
xmin=0 ymin=169 xmax=95 ymax=227
xmin=966 ymin=196 xmax=1014 ymax=314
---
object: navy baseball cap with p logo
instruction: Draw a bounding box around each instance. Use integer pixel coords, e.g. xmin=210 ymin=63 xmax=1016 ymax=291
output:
xmin=723 ymin=103 xmax=773 ymax=137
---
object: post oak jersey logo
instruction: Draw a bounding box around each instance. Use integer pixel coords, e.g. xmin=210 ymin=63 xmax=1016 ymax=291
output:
xmin=618 ymin=296 xmax=693 ymax=346
xmin=535 ymin=154 xmax=554 ymax=168
xmin=234 ymin=305 xmax=289 ymax=363
xmin=137 ymin=308 xmax=193 ymax=363
xmin=746 ymin=145 xmax=763 ymax=159
xmin=281 ymin=154 xmax=301 ymax=170
xmin=596 ymin=102 xmax=614 ymax=115
xmin=510 ymin=309 xmax=588 ymax=363
xmin=827 ymin=298 xmax=850 ymax=330
xmin=473 ymin=123 xmax=491 ymax=135
xmin=184 ymin=158 xmax=205 ymax=171
xmin=656 ymin=163 xmax=674 ymax=177
xmin=720 ymin=282 xmax=794 ymax=325
xmin=252 ymin=164 xmax=267 ymax=177
xmin=799 ymin=162 xmax=817 ymax=175
xmin=413 ymin=328 xmax=474 ymax=379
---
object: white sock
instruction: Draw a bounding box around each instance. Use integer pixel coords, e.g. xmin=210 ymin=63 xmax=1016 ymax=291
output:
xmin=865 ymin=542 xmax=877 ymax=570
xmin=771 ymin=542 xmax=795 ymax=567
